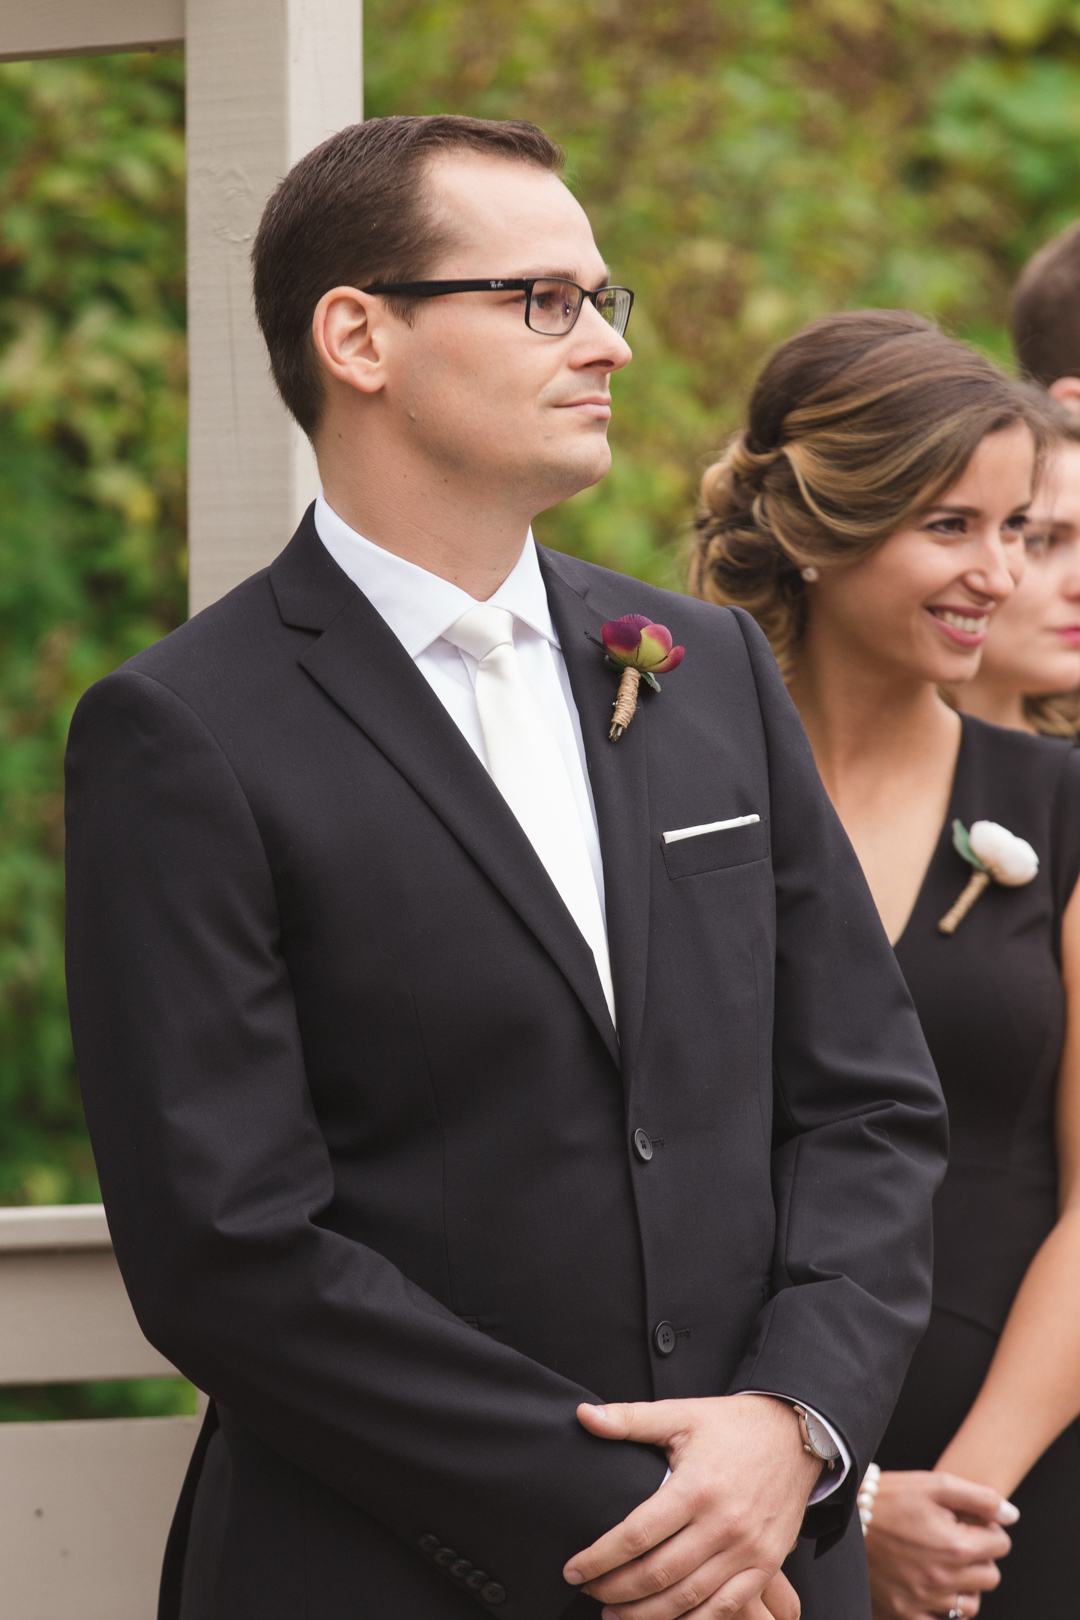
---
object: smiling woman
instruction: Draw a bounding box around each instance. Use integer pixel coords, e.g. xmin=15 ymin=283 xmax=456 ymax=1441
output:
xmin=688 ymin=310 xmax=1045 ymax=683
xmin=689 ymin=311 xmax=1080 ymax=1618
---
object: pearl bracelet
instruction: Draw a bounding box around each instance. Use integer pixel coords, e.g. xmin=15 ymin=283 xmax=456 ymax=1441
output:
xmin=858 ymin=1462 xmax=881 ymax=1535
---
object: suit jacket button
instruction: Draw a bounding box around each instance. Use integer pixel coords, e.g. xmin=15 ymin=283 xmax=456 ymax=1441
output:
xmin=633 ymin=1129 xmax=653 ymax=1162
xmin=653 ymin=1320 xmax=677 ymax=1356
xmin=465 ymin=1570 xmax=489 ymax=1592
xmin=434 ymin=1546 xmax=457 ymax=1567
xmin=418 ymin=1534 xmax=440 ymax=1556
xmin=450 ymin=1559 xmax=473 ymax=1580
xmin=480 ymin=1581 xmax=507 ymax=1604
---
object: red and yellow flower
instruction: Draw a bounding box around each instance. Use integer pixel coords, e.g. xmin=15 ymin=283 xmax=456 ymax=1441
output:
xmin=601 ymin=615 xmax=685 ymax=740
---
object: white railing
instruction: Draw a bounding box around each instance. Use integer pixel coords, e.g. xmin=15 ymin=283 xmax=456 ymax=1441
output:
xmin=0 ymin=1205 xmax=201 ymax=1620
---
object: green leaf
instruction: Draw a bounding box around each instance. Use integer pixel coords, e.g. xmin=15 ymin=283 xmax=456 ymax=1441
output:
xmin=952 ymin=818 xmax=986 ymax=870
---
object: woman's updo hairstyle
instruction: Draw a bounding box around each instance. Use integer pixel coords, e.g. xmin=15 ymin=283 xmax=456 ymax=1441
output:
xmin=690 ymin=310 xmax=1051 ymax=677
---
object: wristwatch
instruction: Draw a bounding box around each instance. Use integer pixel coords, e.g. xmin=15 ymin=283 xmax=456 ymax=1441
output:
xmin=790 ymin=1403 xmax=841 ymax=1470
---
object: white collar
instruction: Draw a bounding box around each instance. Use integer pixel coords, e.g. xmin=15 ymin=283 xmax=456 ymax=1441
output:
xmin=314 ymin=494 xmax=559 ymax=657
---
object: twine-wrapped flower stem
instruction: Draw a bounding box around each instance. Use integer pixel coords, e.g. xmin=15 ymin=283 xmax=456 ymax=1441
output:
xmin=610 ymin=666 xmax=643 ymax=738
xmin=601 ymin=615 xmax=685 ymax=741
xmin=938 ymin=819 xmax=1039 ymax=935
xmin=938 ymin=869 xmax=991 ymax=935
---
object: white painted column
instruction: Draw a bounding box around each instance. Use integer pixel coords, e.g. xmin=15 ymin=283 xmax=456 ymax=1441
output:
xmin=186 ymin=0 xmax=363 ymax=613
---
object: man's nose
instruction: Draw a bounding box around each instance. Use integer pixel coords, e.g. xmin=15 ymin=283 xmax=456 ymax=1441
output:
xmin=574 ymin=300 xmax=632 ymax=370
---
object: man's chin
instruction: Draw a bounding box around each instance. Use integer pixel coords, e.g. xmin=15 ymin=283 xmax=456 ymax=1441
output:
xmin=534 ymin=445 xmax=613 ymax=508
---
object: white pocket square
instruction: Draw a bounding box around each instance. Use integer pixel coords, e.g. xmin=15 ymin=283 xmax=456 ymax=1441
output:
xmin=663 ymin=814 xmax=760 ymax=845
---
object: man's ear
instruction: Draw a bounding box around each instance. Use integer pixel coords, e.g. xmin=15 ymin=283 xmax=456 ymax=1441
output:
xmin=312 ymin=286 xmax=388 ymax=397
xmin=1049 ymin=376 xmax=1080 ymax=416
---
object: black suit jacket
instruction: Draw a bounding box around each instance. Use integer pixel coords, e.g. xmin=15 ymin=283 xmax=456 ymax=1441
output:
xmin=64 ymin=511 xmax=946 ymax=1620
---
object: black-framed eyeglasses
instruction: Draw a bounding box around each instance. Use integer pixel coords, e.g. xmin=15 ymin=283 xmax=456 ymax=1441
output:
xmin=361 ymin=277 xmax=634 ymax=338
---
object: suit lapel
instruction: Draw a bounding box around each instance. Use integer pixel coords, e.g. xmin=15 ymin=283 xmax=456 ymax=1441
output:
xmin=540 ymin=549 xmax=653 ymax=1075
xmin=270 ymin=516 xmax=620 ymax=1067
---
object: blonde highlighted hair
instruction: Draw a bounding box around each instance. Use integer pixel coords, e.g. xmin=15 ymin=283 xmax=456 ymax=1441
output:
xmin=689 ymin=310 xmax=1052 ymax=679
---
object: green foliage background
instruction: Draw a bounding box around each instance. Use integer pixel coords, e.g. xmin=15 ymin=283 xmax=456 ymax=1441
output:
xmin=0 ymin=53 xmax=186 ymax=1206
xmin=3 ymin=1 xmax=1080 ymax=1211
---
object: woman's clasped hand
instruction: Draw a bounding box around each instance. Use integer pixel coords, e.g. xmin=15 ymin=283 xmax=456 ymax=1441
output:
xmin=864 ymin=1471 xmax=1018 ymax=1619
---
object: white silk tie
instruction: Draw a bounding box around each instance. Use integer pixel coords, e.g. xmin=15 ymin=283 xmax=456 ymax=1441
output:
xmin=445 ymin=605 xmax=616 ymax=1027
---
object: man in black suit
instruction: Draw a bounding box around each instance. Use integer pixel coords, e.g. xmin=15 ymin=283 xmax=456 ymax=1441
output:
xmin=65 ymin=116 xmax=946 ymax=1620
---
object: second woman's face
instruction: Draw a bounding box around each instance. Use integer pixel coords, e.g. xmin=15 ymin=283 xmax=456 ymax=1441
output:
xmin=974 ymin=442 xmax=1080 ymax=699
xmin=804 ymin=420 xmax=1034 ymax=686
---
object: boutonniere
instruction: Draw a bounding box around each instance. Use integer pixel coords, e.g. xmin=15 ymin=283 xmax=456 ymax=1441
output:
xmin=601 ymin=615 xmax=685 ymax=741
xmin=938 ymin=818 xmax=1039 ymax=935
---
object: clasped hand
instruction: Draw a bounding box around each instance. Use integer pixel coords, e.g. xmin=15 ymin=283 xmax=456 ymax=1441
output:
xmin=865 ymin=1470 xmax=1017 ymax=1619
xmin=563 ymin=1393 xmax=823 ymax=1620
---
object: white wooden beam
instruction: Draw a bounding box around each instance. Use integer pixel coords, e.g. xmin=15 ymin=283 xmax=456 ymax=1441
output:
xmin=186 ymin=0 xmax=363 ymax=613
xmin=0 ymin=1416 xmax=200 ymax=1620
xmin=0 ymin=1205 xmax=178 ymax=1383
xmin=0 ymin=1206 xmax=202 ymax=1616
xmin=0 ymin=0 xmax=184 ymax=63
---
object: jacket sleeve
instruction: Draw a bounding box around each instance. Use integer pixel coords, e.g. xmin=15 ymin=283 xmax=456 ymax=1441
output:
xmin=726 ymin=610 xmax=949 ymax=1544
xmin=65 ymin=668 xmax=666 ymax=1620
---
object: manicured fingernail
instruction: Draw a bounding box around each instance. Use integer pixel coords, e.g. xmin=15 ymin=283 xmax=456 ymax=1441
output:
xmin=564 ymin=1569 xmax=583 ymax=1585
xmin=602 ymin=1610 xmax=619 ymax=1620
xmin=998 ymin=1499 xmax=1020 ymax=1523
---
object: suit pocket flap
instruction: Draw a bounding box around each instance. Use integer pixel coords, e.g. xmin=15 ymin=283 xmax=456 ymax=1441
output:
xmin=662 ymin=816 xmax=769 ymax=879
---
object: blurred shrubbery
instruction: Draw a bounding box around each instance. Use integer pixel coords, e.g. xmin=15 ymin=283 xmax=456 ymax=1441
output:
xmin=0 ymin=52 xmax=185 ymax=1205
xmin=366 ymin=0 xmax=1080 ymax=582
xmin=2 ymin=4 xmax=1080 ymax=1204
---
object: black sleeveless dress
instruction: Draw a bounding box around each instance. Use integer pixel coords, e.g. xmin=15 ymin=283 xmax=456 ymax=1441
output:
xmin=879 ymin=714 xmax=1080 ymax=1614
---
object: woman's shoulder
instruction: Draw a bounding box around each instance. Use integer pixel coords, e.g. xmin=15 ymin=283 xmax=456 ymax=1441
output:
xmin=959 ymin=711 xmax=1080 ymax=809
xmin=959 ymin=712 xmax=1079 ymax=798
xmin=958 ymin=713 xmax=1080 ymax=908
xmin=959 ymin=710 xmax=1075 ymax=764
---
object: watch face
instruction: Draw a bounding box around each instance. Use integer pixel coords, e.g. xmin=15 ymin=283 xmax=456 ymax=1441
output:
xmin=804 ymin=1411 xmax=840 ymax=1461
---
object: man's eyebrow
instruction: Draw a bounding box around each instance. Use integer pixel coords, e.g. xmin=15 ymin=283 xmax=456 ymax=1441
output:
xmin=516 ymin=267 xmax=612 ymax=287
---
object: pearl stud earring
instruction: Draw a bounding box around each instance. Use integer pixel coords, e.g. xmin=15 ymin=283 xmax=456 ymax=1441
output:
xmin=801 ymin=566 xmax=820 ymax=582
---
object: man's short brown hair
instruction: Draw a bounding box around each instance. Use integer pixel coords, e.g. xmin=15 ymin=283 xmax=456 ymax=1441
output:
xmin=1009 ymin=219 xmax=1080 ymax=388
xmin=252 ymin=115 xmax=564 ymax=436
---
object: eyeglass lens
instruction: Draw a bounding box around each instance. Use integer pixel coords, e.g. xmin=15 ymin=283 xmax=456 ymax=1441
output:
xmin=527 ymin=280 xmax=631 ymax=337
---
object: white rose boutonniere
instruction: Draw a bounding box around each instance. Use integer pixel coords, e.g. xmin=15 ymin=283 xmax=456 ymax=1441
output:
xmin=938 ymin=818 xmax=1039 ymax=935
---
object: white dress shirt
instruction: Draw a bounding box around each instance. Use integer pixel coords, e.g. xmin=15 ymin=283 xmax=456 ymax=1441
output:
xmin=315 ymin=494 xmax=607 ymax=917
xmin=313 ymin=493 xmax=849 ymax=1503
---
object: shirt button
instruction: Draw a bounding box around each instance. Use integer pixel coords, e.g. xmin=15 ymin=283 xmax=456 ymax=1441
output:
xmin=653 ymin=1320 xmax=677 ymax=1356
xmin=465 ymin=1570 xmax=489 ymax=1592
xmin=434 ymin=1546 xmax=457 ymax=1568
xmin=632 ymin=1128 xmax=653 ymax=1162
xmin=480 ymin=1581 xmax=507 ymax=1604
xmin=418 ymin=1534 xmax=440 ymax=1556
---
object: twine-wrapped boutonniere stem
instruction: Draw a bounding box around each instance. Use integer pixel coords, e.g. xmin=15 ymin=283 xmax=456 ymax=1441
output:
xmin=938 ymin=868 xmax=991 ymax=935
xmin=610 ymin=667 xmax=642 ymax=738
xmin=938 ymin=819 xmax=1038 ymax=935
xmin=602 ymin=615 xmax=685 ymax=741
